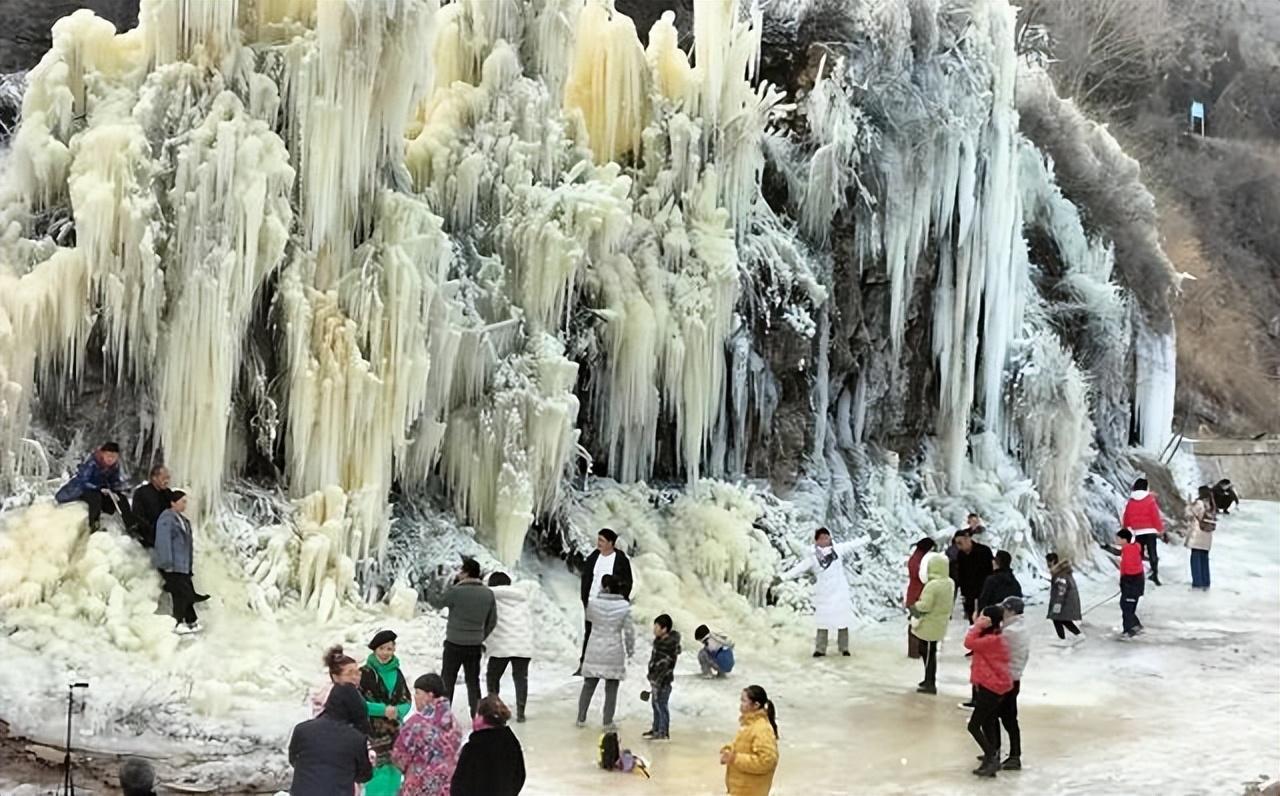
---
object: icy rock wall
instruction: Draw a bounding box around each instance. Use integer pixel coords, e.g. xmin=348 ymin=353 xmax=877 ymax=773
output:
xmin=0 ymin=0 xmax=1181 ymax=620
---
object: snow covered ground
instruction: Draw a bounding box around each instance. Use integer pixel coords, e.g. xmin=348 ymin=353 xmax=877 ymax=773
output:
xmin=1 ymin=501 xmax=1277 ymax=794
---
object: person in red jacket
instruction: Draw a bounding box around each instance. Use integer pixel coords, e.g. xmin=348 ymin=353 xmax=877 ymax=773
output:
xmin=964 ymin=605 xmax=1013 ymax=778
xmin=1121 ymin=478 xmax=1165 ymax=585
xmin=1116 ymin=530 xmax=1146 ymax=637
xmin=905 ymin=538 xmax=935 ymax=658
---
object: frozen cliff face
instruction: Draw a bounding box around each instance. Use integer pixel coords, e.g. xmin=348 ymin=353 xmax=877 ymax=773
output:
xmin=0 ymin=0 xmax=1180 ymax=622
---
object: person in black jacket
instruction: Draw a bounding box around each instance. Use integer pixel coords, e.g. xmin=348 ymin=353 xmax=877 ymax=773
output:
xmin=978 ymin=550 xmax=1023 ymax=611
xmin=576 ymin=529 xmax=633 ymax=675
xmin=452 ymin=695 xmax=525 ymax=796
xmin=288 ymin=683 xmax=374 ymax=795
xmin=954 ymin=531 xmax=994 ymax=623
xmin=129 ymin=465 xmax=171 ymax=548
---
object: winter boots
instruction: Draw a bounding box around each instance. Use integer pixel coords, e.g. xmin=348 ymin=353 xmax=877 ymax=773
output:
xmin=972 ymin=757 xmax=999 ymax=778
xmin=1001 ymin=756 xmax=1021 ymax=770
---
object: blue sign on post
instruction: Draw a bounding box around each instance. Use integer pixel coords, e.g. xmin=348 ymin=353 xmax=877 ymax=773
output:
xmin=1190 ymin=101 xmax=1206 ymax=135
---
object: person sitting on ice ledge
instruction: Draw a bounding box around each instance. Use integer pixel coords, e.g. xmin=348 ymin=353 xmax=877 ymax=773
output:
xmin=129 ymin=464 xmax=172 ymax=548
xmin=54 ymin=440 xmax=130 ymax=532
xmin=777 ymin=527 xmax=861 ymax=657
xmin=152 ymin=490 xmax=207 ymax=635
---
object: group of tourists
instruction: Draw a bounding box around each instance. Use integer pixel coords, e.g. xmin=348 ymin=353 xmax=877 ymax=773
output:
xmin=49 ymin=441 xmax=1234 ymax=793
xmin=285 ymin=532 xmax=772 ymax=796
xmin=292 ymin=573 xmax=528 ymax=796
xmin=54 ymin=442 xmax=209 ymax=634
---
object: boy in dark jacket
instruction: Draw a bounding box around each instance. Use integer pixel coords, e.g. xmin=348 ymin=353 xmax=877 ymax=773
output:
xmin=978 ymin=550 xmax=1022 ymax=611
xmin=644 ymin=614 xmax=681 ymax=740
xmin=1116 ymin=530 xmax=1146 ymax=638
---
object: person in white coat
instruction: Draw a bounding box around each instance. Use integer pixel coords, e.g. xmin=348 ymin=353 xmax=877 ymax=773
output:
xmin=485 ymin=571 xmax=536 ymax=722
xmin=576 ymin=575 xmax=635 ymax=729
xmin=780 ymin=528 xmax=860 ymax=657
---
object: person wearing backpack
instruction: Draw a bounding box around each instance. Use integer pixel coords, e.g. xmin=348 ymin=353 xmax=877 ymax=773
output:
xmin=1186 ymin=485 xmax=1218 ymax=589
xmin=644 ymin=614 xmax=681 ymax=740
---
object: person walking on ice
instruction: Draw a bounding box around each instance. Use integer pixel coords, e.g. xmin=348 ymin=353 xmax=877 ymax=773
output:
xmin=1045 ymin=553 xmax=1083 ymax=643
xmin=779 ymin=528 xmax=860 ymax=657
xmin=1116 ymin=530 xmax=1146 ymax=637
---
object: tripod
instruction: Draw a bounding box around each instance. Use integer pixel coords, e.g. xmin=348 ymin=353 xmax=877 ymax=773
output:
xmin=62 ymin=682 xmax=88 ymax=796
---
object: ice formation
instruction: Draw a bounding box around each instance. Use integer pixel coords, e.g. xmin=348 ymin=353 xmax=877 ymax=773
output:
xmin=0 ymin=0 xmax=1181 ymax=673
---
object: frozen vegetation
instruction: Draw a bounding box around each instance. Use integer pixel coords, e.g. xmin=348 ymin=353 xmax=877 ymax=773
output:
xmin=0 ymin=0 xmax=1214 ymax=790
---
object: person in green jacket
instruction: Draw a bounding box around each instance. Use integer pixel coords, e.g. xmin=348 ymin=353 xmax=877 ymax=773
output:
xmin=359 ymin=629 xmax=412 ymax=796
xmin=909 ymin=553 xmax=955 ymax=695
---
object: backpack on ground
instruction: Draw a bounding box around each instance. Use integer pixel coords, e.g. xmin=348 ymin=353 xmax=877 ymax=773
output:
xmin=598 ymin=732 xmax=651 ymax=778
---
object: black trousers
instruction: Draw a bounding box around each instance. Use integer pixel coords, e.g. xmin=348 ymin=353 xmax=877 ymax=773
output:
xmin=80 ymin=490 xmax=131 ymax=527
xmin=967 ymin=686 xmax=1005 ymax=761
xmin=442 ymin=641 xmax=483 ymax=716
xmin=962 ymin=594 xmax=978 ymax=624
xmin=998 ymin=680 xmax=1021 ymax=757
xmin=486 ymin=657 xmax=530 ymax=711
xmin=917 ymin=639 xmax=938 ymax=686
xmin=578 ymin=614 xmax=592 ymax=667
xmin=1053 ymin=620 xmax=1081 ymax=639
xmin=162 ymin=572 xmax=198 ymax=625
xmin=1139 ymin=533 xmax=1159 ymax=579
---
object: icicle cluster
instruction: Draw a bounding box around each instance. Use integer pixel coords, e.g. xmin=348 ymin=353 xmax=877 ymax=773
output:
xmin=0 ymin=0 xmax=1180 ymax=617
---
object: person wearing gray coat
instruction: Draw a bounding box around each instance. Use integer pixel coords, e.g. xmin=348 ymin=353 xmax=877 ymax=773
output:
xmin=1045 ymin=553 xmax=1082 ymax=640
xmin=152 ymin=490 xmax=206 ymax=635
xmin=576 ymin=575 xmax=635 ymax=729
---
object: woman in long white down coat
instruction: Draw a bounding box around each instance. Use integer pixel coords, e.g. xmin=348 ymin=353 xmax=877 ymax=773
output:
xmin=781 ymin=527 xmax=861 ymax=657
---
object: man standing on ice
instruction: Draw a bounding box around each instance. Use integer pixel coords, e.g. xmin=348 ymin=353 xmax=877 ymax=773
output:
xmin=576 ymin=529 xmax=633 ymax=675
xmin=1122 ymin=477 xmax=1165 ymax=586
xmin=779 ymin=527 xmax=860 ymax=657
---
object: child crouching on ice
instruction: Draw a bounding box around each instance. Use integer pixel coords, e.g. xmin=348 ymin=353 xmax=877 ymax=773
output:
xmin=694 ymin=625 xmax=735 ymax=678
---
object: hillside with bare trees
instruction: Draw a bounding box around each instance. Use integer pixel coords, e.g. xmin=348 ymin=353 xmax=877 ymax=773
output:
xmin=1020 ymin=0 xmax=1280 ymax=437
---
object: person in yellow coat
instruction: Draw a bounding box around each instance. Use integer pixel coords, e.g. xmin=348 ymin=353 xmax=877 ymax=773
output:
xmin=719 ymin=685 xmax=779 ymax=795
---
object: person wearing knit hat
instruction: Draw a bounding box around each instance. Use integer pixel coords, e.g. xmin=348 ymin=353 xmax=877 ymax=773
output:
xmin=995 ymin=595 xmax=1030 ymax=771
xmin=359 ymin=630 xmax=412 ymax=796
